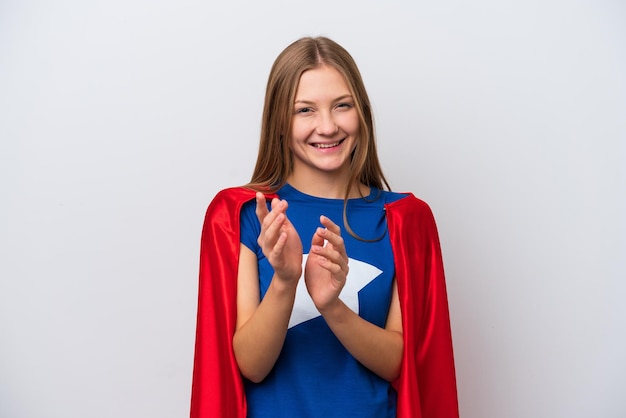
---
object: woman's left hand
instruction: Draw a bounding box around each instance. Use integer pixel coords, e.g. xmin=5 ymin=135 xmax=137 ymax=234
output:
xmin=304 ymin=215 xmax=350 ymax=312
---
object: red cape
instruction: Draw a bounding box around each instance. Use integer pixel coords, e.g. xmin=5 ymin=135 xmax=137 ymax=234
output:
xmin=190 ymin=187 xmax=458 ymax=418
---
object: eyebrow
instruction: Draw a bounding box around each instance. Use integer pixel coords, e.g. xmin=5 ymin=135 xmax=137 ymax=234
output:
xmin=294 ymin=94 xmax=353 ymax=105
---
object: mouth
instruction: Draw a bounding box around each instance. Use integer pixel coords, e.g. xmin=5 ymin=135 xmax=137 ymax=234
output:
xmin=312 ymin=139 xmax=345 ymax=149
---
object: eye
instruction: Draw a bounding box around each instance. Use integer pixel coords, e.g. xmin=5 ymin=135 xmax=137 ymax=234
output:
xmin=295 ymin=107 xmax=313 ymax=114
xmin=336 ymin=102 xmax=354 ymax=110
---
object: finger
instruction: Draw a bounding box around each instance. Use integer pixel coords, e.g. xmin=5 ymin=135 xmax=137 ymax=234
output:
xmin=255 ymin=192 xmax=269 ymax=222
xmin=315 ymin=223 xmax=347 ymax=262
xmin=311 ymin=248 xmax=348 ymax=278
xmin=310 ymin=227 xmax=325 ymax=247
xmin=321 ymin=258 xmax=347 ymax=276
xmin=264 ymin=199 xmax=288 ymax=230
xmin=311 ymin=243 xmax=349 ymax=272
xmin=319 ymin=215 xmax=341 ymax=235
xmin=271 ymin=229 xmax=288 ymax=257
xmin=256 ymin=196 xmax=287 ymax=250
xmin=261 ymin=211 xmax=287 ymax=249
xmin=318 ymin=216 xmax=346 ymax=253
xmin=257 ymin=197 xmax=287 ymax=230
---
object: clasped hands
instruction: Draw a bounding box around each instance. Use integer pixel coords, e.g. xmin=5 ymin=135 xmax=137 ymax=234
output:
xmin=255 ymin=192 xmax=349 ymax=312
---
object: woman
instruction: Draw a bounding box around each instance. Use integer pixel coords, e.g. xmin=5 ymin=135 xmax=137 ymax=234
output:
xmin=191 ymin=36 xmax=458 ymax=418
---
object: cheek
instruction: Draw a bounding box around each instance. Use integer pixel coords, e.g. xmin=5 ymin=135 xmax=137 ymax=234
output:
xmin=340 ymin=112 xmax=360 ymax=135
xmin=290 ymin=120 xmax=312 ymax=143
xmin=288 ymin=126 xmax=303 ymax=152
xmin=350 ymin=120 xmax=360 ymax=136
xmin=345 ymin=115 xmax=360 ymax=153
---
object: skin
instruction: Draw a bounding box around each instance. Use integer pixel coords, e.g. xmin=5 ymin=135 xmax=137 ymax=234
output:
xmin=232 ymin=65 xmax=403 ymax=384
xmin=287 ymin=64 xmax=360 ymax=198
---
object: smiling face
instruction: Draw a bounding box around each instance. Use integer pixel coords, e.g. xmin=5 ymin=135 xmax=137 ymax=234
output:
xmin=288 ymin=65 xmax=360 ymax=187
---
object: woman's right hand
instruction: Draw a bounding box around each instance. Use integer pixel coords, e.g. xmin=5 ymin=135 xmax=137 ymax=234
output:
xmin=233 ymin=194 xmax=303 ymax=382
xmin=255 ymin=192 xmax=303 ymax=283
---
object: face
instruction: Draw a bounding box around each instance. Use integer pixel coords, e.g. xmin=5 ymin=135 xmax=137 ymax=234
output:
xmin=288 ymin=65 xmax=360 ymax=182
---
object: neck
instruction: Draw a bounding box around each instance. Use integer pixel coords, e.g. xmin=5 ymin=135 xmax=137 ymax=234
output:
xmin=286 ymin=172 xmax=368 ymax=199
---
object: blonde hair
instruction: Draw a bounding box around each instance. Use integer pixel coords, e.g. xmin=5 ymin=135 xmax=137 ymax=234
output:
xmin=247 ymin=36 xmax=390 ymax=239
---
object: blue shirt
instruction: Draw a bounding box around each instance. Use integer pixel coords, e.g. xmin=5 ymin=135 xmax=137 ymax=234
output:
xmin=240 ymin=184 xmax=405 ymax=418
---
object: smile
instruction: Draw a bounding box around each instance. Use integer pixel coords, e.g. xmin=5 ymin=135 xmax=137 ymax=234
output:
xmin=313 ymin=139 xmax=344 ymax=149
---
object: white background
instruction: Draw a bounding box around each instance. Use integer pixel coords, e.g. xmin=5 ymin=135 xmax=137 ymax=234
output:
xmin=1 ymin=1 xmax=624 ymax=417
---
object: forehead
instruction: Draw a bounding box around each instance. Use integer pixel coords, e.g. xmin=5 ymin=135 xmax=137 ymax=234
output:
xmin=295 ymin=65 xmax=351 ymax=99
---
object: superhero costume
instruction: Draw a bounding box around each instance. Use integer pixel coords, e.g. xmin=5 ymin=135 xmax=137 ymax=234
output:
xmin=190 ymin=187 xmax=459 ymax=418
xmin=240 ymin=184 xmax=401 ymax=417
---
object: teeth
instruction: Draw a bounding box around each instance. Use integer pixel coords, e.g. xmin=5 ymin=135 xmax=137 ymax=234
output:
xmin=315 ymin=141 xmax=341 ymax=149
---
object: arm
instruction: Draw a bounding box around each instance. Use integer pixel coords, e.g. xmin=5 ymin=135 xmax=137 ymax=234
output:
xmin=232 ymin=245 xmax=298 ymax=382
xmin=232 ymin=193 xmax=303 ymax=383
xmin=305 ymin=215 xmax=404 ymax=382
xmin=318 ymin=278 xmax=403 ymax=382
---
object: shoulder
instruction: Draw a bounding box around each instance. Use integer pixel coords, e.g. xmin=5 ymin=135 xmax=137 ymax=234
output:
xmin=385 ymin=192 xmax=432 ymax=214
xmin=210 ymin=186 xmax=256 ymax=205
xmin=203 ymin=187 xmax=257 ymax=221
xmin=211 ymin=186 xmax=279 ymax=202
xmin=205 ymin=186 xmax=280 ymax=219
xmin=385 ymin=192 xmax=439 ymax=235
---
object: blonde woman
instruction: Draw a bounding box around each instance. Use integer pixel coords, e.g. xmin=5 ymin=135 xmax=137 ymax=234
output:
xmin=191 ymin=37 xmax=458 ymax=418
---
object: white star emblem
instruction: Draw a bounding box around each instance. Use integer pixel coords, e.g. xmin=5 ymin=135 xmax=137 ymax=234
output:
xmin=288 ymin=254 xmax=382 ymax=329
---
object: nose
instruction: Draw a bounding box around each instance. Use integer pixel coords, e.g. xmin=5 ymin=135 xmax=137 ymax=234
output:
xmin=315 ymin=111 xmax=339 ymax=136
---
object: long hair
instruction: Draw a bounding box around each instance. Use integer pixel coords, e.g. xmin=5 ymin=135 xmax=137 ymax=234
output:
xmin=247 ymin=36 xmax=390 ymax=239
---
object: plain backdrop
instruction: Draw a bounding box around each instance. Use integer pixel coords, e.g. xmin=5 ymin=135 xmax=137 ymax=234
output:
xmin=1 ymin=1 xmax=624 ymax=417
